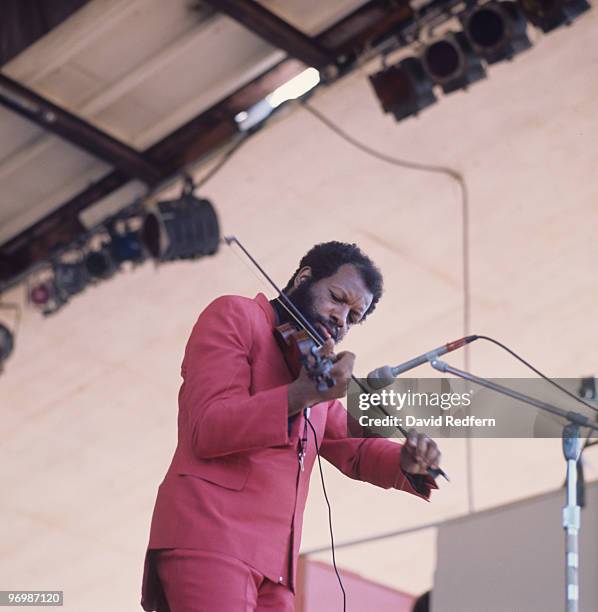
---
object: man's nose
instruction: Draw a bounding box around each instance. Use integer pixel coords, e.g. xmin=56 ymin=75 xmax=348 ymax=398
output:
xmin=330 ymin=307 xmax=349 ymax=335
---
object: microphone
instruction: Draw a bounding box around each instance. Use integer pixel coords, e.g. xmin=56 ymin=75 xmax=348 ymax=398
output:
xmin=367 ymin=335 xmax=478 ymax=390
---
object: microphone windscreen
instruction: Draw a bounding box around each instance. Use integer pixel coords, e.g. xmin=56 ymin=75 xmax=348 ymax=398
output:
xmin=366 ymin=365 xmax=396 ymax=390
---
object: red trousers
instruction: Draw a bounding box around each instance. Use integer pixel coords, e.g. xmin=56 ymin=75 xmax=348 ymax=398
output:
xmin=153 ymin=549 xmax=295 ymax=612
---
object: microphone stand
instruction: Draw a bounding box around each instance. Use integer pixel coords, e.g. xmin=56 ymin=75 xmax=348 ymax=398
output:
xmin=429 ymin=358 xmax=598 ymax=612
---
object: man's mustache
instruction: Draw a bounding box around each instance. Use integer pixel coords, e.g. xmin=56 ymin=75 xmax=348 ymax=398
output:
xmin=312 ymin=316 xmax=340 ymax=342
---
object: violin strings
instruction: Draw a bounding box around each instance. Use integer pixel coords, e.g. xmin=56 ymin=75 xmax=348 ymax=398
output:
xmin=273 ymin=297 xmax=322 ymax=346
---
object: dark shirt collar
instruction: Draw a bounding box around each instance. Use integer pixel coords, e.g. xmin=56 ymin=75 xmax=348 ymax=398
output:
xmin=253 ymin=293 xmax=277 ymax=328
xmin=269 ymin=297 xmax=289 ymax=327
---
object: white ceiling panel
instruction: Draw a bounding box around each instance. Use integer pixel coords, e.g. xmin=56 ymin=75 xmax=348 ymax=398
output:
xmin=1 ymin=0 xmax=280 ymax=150
xmin=31 ymin=63 xmax=106 ymax=109
xmin=70 ymin=0 xmax=210 ymax=85
xmin=3 ymin=0 xmax=151 ymax=85
xmin=0 ymin=109 xmax=45 ymax=167
xmin=89 ymin=95 xmax=162 ymax=146
xmin=115 ymin=17 xmax=284 ymax=148
xmin=2 ymin=0 xmax=222 ymax=147
xmin=257 ymin=0 xmax=370 ymax=35
xmin=0 ymin=139 xmax=110 ymax=244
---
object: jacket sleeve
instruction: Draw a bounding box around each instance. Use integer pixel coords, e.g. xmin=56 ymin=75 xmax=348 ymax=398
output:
xmin=180 ymin=296 xmax=290 ymax=459
xmin=318 ymin=400 xmax=438 ymax=501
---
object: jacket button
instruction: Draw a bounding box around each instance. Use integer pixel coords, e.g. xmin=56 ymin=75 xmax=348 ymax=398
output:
xmin=278 ymin=576 xmax=283 ymax=583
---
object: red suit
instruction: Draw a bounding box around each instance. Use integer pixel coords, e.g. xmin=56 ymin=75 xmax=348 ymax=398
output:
xmin=141 ymin=293 xmax=436 ymax=611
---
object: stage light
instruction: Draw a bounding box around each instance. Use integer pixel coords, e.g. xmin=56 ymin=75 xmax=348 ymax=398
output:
xmin=462 ymin=1 xmax=531 ymax=64
xmin=27 ymin=270 xmax=62 ymax=315
xmin=84 ymin=244 xmax=116 ymax=280
xmin=0 ymin=302 xmax=19 ymax=366
xmin=266 ymin=68 xmax=320 ymax=109
xmin=422 ymin=32 xmax=486 ymax=93
xmin=107 ymin=219 xmax=145 ymax=265
xmin=35 ymin=286 xmax=64 ymax=316
xmin=369 ymin=57 xmax=437 ymax=121
xmin=519 ymin=0 xmax=590 ymax=31
xmin=0 ymin=322 xmax=13 ymax=362
xmin=54 ymin=259 xmax=89 ymax=295
xmin=141 ymin=177 xmax=220 ymax=262
xmin=235 ymin=68 xmax=321 ymax=131
xmin=28 ymin=257 xmax=89 ymax=315
xmin=30 ymin=282 xmax=52 ymax=306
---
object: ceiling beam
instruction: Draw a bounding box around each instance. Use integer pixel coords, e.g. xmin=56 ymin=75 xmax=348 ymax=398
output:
xmin=318 ymin=0 xmax=397 ymax=48
xmin=317 ymin=0 xmax=413 ymax=57
xmin=0 ymin=73 xmax=162 ymax=185
xmin=4 ymin=0 xmax=151 ymax=83
xmin=0 ymin=59 xmax=305 ymax=284
xmin=0 ymin=170 xmax=129 ymax=281
xmin=202 ymin=0 xmax=335 ymax=69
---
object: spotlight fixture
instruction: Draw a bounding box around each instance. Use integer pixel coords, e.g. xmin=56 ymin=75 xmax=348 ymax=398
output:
xmin=29 ymin=282 xmax=53 ymax=306
xmin=0 ymin=322 xmax=14 ymax=362
xmin=29 ymin=282 xmax=63 ymax=316
xmin=106 ymin=218 xmax=145 ymax=265
xmin=32 ymin=252 xmax=90 ymax=315
xmin=0 ymin=302 xmax=19 ymax=366
xmin=54 ymin=259 xmax=89 ymax=296
xmin=142 ymin=176 xmax=220 ymax=262
xmin=27 ymin=269 xmax=62 ymax=315
xmin=462 ymin=1 xmax=531 ymax=64
xmin=519 ymin=0 xmax=590 ymax=32
xmin=84 ymin=242 xmax=116 ymax=280
xmin=236 ymin=68 xmax=321 ymax=131
xmin=369 ymin=57 xmax=437 ymax=121
xmin=422 ymin=32 xmax=486 ymax=94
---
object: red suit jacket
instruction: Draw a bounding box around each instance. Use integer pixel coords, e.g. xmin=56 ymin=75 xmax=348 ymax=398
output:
xmin=141 ymin=293 xmax=436 ymax=610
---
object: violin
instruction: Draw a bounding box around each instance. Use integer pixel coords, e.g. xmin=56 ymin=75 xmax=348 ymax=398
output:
xmin=273 ymin=321 xmax=335 ymax=391
xmin=223 ymin=236 xmax=336 ymax=394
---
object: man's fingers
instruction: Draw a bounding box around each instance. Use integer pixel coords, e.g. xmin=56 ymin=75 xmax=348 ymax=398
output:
xmin=318 ymin=338 xmax=335 ymax=359
xmin=330 ymin=351 xmax=355 ymax=377
xmin=416 ymin=434 xmax=429 ymax=459
xmin=425 ymin=446 xmax=441 ymax=469
xmin=407 ymin=428 xmax=418 ymax=448
xmin=430 ymin=451 xmax=441 ymax=469
xmin=335 ymin=351 xmax=355 ymax=365
xmin=402 ymin=431 xmax=443 ymax=472
xmin=408 ymin=433 xmax=441 ymax=467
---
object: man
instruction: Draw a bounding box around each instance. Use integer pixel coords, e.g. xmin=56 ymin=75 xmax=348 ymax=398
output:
xmin=141 ymin=241 xmax=442 ymax=612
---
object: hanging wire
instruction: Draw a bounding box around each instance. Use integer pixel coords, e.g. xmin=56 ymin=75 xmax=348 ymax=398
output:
xmin=300 ymin=100 xmax=474 ymax=511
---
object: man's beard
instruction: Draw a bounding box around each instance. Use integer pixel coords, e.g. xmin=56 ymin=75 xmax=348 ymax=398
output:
xmin=284 ymin=280 xmax=340 ymax=342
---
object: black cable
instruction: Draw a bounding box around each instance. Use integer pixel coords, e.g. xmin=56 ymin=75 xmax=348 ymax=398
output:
xmin=476 ymin=335 xmax=598 ymax=453
xmin=300 ymin=101 xmax=471 ymax=367
xmin=476 ymin=335 xmax=598 ymax=416
xmin=301 ymin=99 xmax=474 ymax=508
xmin=305 ymin=414 xmax=347 ymax=612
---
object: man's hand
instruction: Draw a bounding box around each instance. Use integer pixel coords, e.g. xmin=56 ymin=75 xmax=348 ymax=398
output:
xmin=400 ymin=429 xmax=442 ymax=475
xmin=287 ymin=337 xmax=356 ymax=416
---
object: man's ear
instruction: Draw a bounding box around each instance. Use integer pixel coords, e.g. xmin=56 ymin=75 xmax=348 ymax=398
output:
xmin=293 ymin=266 xmax=312 ymax=289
